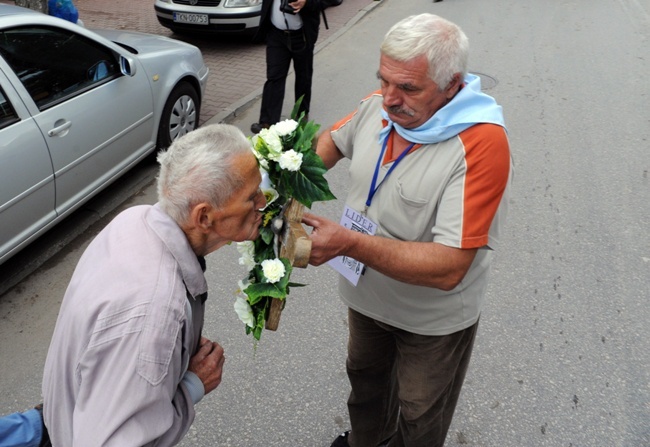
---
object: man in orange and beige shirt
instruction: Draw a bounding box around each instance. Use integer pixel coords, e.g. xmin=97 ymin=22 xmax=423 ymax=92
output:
xmin=302 ymin=13 xmax=513 ymax=447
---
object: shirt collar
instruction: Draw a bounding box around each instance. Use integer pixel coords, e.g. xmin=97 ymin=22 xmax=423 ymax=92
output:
xmin=149 ymin=204 xmax=208 ymax=298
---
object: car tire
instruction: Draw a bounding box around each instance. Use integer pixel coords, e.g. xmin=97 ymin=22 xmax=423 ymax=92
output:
xmin=157 ymin=81 xmax=200 ymax=151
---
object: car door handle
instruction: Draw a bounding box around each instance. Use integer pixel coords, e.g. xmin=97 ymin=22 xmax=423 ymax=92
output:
xmin=48 ymin=120 xmax=72 ymax=137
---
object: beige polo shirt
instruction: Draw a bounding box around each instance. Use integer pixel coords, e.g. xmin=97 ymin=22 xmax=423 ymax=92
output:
xmin=331 ymin=92 xmax=512 ymax=335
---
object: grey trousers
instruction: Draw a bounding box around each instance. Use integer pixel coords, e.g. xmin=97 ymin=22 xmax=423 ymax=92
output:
xmin=345 ymin=309 xmax=479 ymax=447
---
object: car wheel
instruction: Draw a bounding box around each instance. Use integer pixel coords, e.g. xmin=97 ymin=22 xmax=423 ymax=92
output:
xmin=157 ymin=81 xmax=200 ymax=150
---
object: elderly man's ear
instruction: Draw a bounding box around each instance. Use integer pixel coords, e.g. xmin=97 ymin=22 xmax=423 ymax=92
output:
xmin=444 ymin=73 xmax=463 ymax=98
xmin=188 ymin=203 xmax=217 ymax=233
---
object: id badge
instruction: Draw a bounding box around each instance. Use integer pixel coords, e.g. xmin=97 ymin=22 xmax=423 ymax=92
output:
xmin=327 ymin=205 xmax=377 ymax=286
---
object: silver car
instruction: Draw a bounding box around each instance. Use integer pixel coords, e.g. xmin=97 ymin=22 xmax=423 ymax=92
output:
xmin=0 ymin=4 xmax=209 ymax=265
xmin=154 ymin=0 xmax=262 ymax=36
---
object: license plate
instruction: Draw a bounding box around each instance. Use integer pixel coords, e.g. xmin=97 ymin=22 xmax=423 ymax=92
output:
xmin=173 ymin=12 xmax=209 ymax=25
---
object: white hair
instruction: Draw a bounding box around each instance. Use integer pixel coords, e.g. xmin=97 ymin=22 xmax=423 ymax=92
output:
xmin=380 ymin=13 xmax=469 ymax=89
xmin=156 ymin=123 xmax=253 ymax=225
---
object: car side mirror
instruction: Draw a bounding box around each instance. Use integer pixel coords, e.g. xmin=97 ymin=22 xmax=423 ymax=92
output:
xmin=119 ymin=56 xmax=137 ymax=77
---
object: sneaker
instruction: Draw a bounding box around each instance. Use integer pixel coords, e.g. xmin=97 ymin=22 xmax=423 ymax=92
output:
xmin=330 ymin=430 xmax=351 ymax=447
xmin=250 ymin=122 xmax=270 ymax=134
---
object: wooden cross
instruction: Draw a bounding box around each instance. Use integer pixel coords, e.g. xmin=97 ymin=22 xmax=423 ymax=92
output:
xmin=265 ymin=198 xmax=311 ymax=331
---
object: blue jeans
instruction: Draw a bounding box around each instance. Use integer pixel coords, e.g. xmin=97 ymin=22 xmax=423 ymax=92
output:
xmin=345 ymin=309 xmax=479 ymax=447
xmin=0 ymin=409 xmax=43 ymax=447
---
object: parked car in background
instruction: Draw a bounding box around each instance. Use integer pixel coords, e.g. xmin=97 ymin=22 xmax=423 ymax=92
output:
xmin=154 ymin=0 xmax=262 ymax=36
xmin=0 ymin=4 xmax=209 ymax=266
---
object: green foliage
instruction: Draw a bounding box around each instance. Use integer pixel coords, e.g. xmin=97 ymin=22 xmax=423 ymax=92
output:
xmin=234 ymin=99 xmax=336 ymax=342
xmin=282 ymin=151 xmax=336 ymax=208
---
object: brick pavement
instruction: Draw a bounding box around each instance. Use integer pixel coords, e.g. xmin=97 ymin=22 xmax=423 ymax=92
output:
xmin=67 ymin=0 xmax=378 ymax=125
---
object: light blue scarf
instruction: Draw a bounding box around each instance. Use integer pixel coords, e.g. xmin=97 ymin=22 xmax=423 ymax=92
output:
xmin=379 ymin=73 xmax=506 ymax=145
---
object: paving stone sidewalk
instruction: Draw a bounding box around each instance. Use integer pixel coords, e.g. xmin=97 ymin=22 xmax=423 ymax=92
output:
xmin=70 ymin=0 xmax=378 ymax=124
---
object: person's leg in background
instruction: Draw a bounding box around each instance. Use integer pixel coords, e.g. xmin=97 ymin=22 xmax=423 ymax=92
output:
xmin=253 ymin=27 xmax=292 ymax=133
xmin=290 ymin=30 xmax=314 ymax=120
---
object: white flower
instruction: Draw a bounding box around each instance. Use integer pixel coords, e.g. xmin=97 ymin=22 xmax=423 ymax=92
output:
xmin=250 ymin=142 xmax=269 ymax=170
xmin=237 ymin=278 xmax=251 ymax=295
xmin=258 ymin=128 xmax=283 ymax=161
xmin=279 ymin=149 xmax=303 ymax=171
xmin=260 ymin=169 xmax=272 ymax=190
xmin=234 ymin=296 xmax=255 ymax=328
xmin=236 ymin=241 xmax=256 ymax=271
xmin=261 ymin=258 xmax=286 ymax=283
xmin=272 ymin=119 xmax=298 ymax=137
xmin=259 ymin=171 xmax=279 ymax=208
xmin=236 ymin=240 xmax=255 ymax=257
xmin=259 ymin=171 xmax=278 ymax=209
xmin=262 ymin=187 xmax=279 ymax=208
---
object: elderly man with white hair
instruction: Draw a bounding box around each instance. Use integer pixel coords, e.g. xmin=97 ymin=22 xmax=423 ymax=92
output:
xmin=43 ymin=124 xmax=266 ymax=446
xmin=303 ymin=13 xmax=513 ymax=447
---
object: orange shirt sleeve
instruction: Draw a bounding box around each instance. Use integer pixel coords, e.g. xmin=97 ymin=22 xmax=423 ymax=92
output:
xmin=458 ymin=123 xmax=511 ymax=248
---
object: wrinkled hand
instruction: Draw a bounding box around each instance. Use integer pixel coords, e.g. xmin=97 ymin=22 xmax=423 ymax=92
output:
xmin=302 ymin=212 xmax=347 ymax=266
xmin=289 ymin=0 xmax=307 ymax=13
xmin=188 ymin=337 xmax=225 ymax=395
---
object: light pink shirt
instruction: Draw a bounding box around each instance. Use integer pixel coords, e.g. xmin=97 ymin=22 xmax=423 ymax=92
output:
xmin=43 ymin=204 xmax=207 ymax=446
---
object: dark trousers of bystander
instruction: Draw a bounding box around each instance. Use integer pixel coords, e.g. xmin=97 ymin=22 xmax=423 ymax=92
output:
xmin=345 ymin=308 xmax=478 ymax=447
xmin=258 ymin=25 xmax=315 ymax=126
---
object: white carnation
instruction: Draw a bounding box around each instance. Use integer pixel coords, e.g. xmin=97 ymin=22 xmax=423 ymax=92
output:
xmin=272 ymin=119 xmax=298 ymax=137
xmin=279 ymin=149 xmax=303 ymax=171
xmin=261 ymin=258 xmax=286 ymax=283
xmin=234 ymin=296 xmax=255 ymax=328
xmin=236 ymin=241 xmax=256 ymax=271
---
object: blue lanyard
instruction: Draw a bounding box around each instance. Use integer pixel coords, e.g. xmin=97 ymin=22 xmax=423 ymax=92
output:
xmin=365 ymin=132 xmax=415 ymax=214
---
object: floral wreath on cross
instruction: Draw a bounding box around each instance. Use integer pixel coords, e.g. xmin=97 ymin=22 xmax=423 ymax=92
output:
xmin=234 ymin=99 xmax=336 ymax=341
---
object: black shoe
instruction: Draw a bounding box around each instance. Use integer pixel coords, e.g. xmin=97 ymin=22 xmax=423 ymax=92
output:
xmin=250 ymin=122 xmax=270 ymax=134
xmin=330 ymin=430 xmax=350 ymax=447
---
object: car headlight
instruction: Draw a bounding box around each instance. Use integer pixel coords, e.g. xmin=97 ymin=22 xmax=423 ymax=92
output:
xmin=223 ymin=0 xmax=262 ymax=7
xmin=157 ymin=0 xmax=172 ymax=3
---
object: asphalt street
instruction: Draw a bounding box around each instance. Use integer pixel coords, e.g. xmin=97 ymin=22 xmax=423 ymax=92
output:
xmin=1 ymin=0 xmax=649 ymax=446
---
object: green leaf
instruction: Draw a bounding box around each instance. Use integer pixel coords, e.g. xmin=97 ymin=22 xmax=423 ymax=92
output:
xmin=283 ymin=151 xmax=336 ymax=207
xmin=259 ymin=226 xmax=275 ymax=245
xmin=293 ymin=122 xmax=320 ymax=153
xmin=244 ymin=282 xmax=287 ymax=305
xmin=253 ymin=324 xmax=263 ymax=340
xmin=253 ymin=238 xmax=276 ymax=263
xmin=277 ymin=259 xmax=293 ymax=290
xmin=291 ymin=96 xmax=305 ymax=121
xmin=254 ymin=137 xmax=271 ymax=159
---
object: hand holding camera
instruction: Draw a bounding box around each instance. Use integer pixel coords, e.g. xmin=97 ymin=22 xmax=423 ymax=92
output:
xmin=280 ymin=0 xmax=298 ymax=14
